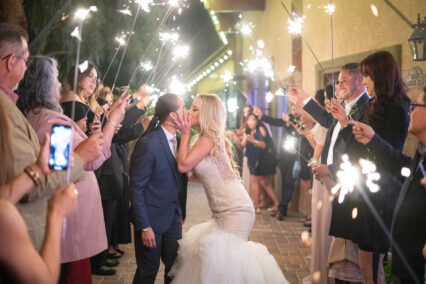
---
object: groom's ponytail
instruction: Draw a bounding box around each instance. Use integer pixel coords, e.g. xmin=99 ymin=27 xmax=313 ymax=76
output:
xmin=139 ymin=93 xmax=180 ymax=140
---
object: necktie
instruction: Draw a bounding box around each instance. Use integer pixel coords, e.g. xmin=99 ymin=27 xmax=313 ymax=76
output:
xmin=170 ymin=136 xmax=177 ymax=157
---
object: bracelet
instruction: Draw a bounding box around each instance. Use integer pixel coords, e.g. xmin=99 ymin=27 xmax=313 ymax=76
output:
xmin=24 ymin=164 xmax=41 ymax=186
xmin=254 ymin=140 xmax=258 ymax=146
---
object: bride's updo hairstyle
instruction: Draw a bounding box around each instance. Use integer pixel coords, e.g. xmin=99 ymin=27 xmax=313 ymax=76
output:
xmin=197 ymin=93 xmax=239 ymax=175
xmin=141 ymin=93 xmax=180 ymax=139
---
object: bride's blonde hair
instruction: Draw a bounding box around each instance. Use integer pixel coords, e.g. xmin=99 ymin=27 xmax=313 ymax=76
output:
xmin=197 ymin=93 xmax=239 ymax=175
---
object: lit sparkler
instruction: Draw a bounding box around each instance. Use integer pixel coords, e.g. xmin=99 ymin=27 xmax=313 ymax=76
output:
xmin=237 ymin=21 xmax=255 ymax=37
xmin=371 ymin=4 xmax=379 ymax=17
xmin=115 ymin=35 xmax=126 ymax=46
xmin=275 ymin=88 xmax=285 ymax=96
xmin=169 ymin=76 xmax=186 ymax=95
xmin=135 ymin=0 xmax=153 ymax=13
xmin=227 ymin=97 xmax=239 ymax=113
xmin=287 ymin=65 xmax=296 ymax=73
xmin=159 ymin=32 xmax=180 ymax=45
xmin=324 ymin=3 xmax=336 ymax=15
xmin=74 ymin=6 xmax=97 ymax=21
xmin=359 ymin=159 xmax=381 ymax=193
xmin=331 ymin=154 xmax=359 ymax=204
xmin=118 ymin=8 xmax=132 ymax=16
xmin=221 ymin=70 xmax=233 ymax=84
xmin=70 ymin=26 xmax=81 ymax=41
xmin=78 ymin=60 xmax=88 ymax=73
xmin=172 ymin=44 xmax=189 ymax=61
xmin=245 ymin=57 xmax=274 ymax=80
xmin=140 ymin=61 xmax=153 ymax=71
xmin=288 ymin=13 xmax=305 ymax=35
xmin=266 ymin=91 xmax=274 ymax=103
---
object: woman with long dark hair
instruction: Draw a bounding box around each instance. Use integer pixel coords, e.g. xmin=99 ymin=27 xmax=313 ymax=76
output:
xmin=331 ymin=51 xmax=410 ymax=284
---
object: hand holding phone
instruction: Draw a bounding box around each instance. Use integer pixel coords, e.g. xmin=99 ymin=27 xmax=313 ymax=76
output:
xmin=48 ymin=125 xmax=73 ymax=171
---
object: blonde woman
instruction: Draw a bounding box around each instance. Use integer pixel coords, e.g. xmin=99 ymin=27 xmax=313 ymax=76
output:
xmin=170 ymin=94 xmax=287 ymax=283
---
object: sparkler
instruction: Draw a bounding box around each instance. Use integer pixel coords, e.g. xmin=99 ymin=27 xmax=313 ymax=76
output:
xmin=371 ymin=4 xmax=379 ymax=17
xmin=227 ymin=97 xmax=239 ymax=113
xmin=135 ymin=0 xmax=153 ymax=13
xmin=266 ymin=91 xmax=274 ymax=103
xmin=115 ymin=34 xmax=126 ymax=46
xmin=287 ymin=13 xmax=305 ymax=35
xmin=169 ymin=75 xmax=186 ymax=95
xmin=401 ymin=167 xmax=411 ymax=177
xmin=140 ymin=61 xmax=153 ymax=71
xmin=118 ymin=8 xmax=132 ymax=16
xmin=324 ymin=3 xmax=336 ymax=15
xmin=159 ymin=31 xmax=180 ymax=45
xmin=331 ymin=154 xmax=359 ymax=204
xmin=237 ymin=21 xmax=255 ymax=37
xmin=78 ymin=60 xmax=88 ymax=73
xmin=221 ymin=70 xmax=233 ymax=84
xmin=172 ymin=44 xmax=189 ymax=61
xmin=287 ymin=65 xmax=296 ymax=73
xmin=275 ymin=88 xmax=285 ymax=96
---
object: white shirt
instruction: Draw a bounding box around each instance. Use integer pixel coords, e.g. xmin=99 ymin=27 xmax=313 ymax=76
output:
xmin=326 ymin=92 xmax=365 ymax=165
xmin=161 ymin=126 xmax=177 ymax=157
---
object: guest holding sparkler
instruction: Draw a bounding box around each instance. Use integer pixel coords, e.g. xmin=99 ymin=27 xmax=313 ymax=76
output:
xmin=17 ymin=56 xmax=127 ymax=283
xmin=350 ymin=86 xmax=425 ymax=284
xmin=241 ymin=112 xmax=280 ymax=213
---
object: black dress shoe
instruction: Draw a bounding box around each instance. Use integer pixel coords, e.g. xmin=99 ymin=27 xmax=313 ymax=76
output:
xmin=276 ymin=212 xmax=286 ymax=221
xmin=107 ymin=252 xmax=122 ymax=259
xmin=106 ymin=259 xmax=120 ymax=267
xmin=92 ymin=266 xmax=116 ymax=276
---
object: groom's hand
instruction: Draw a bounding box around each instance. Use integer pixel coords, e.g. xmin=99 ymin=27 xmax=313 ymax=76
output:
xmin=142 ymin=228 xmax=156 ymax=248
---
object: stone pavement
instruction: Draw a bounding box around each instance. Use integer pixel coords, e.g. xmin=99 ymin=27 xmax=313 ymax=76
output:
xmin=93 ymin=183 xmax=311 ymax=284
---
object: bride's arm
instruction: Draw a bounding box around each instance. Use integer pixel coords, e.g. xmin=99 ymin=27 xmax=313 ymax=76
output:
xmin=173 ymin=109 xmax=214 ymax=173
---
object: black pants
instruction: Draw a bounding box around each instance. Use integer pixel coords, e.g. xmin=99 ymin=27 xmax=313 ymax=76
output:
xmin=90 ymin=199 xmax=119 ymax=269
xmin=278 ymin=157 xmax=295 ymax=215
xmin=132 ymin=214 xmax=182 ymax=284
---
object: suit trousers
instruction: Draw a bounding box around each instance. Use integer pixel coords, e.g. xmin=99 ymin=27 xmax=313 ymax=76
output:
xmin=90 ymin=199 xmax=119 ymax=269
xmin=133 ymin=213 xmax=182 ymax=284
xmin=278 ymin=157 xmax=295 ymax=215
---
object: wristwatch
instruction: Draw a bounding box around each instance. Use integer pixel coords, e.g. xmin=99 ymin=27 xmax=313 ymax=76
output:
xmin=142 ymin=227 xmax=150 ymax=232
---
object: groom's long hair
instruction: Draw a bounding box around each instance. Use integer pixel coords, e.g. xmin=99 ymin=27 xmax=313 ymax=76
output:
xmin=139 ymin=93 xmax=180 ymax=140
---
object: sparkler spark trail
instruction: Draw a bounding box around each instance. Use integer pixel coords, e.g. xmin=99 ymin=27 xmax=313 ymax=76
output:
xmin=78 ymin=60 xmax=88 ymax=73
xmin=140 ymin=61 xmax=153 ymax=71
xmin=118 ymin=8 xmax=132 ymax=16
xmin=331 ymin=154 xmax=359 ymax=204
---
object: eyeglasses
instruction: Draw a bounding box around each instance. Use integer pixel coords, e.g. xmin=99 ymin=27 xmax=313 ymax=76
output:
xmin=1 ymin=53 xmax=29 ymax=66
xmin=409 ymin=103 xmax=426 ymax=113
xmin=336 ymin=79 xmax=353 ymax=85
xmin=85 ymin=72 xmax=100 ymax=84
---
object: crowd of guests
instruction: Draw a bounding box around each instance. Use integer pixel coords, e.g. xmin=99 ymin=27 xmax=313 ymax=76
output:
xmin=228 ymin=51 xmax=425 ymax=284
xmin=0 ymin=20 xmax=425 ymax=284
xmin=0 ymin=22 xmax=152 ymax=283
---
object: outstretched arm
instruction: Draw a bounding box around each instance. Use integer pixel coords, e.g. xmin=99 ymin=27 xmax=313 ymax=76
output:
xmin=0 ymin=184 xmax=77 ymax=284
xmin=173 ymin=109 xmax=214 ymax=173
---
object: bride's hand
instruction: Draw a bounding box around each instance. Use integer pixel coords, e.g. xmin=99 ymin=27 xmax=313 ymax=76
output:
xmin=173 ymin=108 xmax=191 ymax=135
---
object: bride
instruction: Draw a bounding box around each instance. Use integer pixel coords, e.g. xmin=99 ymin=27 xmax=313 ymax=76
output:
xmin=170 ymin=93 xmax=287 ymax=283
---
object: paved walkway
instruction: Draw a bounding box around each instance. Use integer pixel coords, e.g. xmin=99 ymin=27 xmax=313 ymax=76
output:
xmin=93 ymin=183 xmax=311 ymax=284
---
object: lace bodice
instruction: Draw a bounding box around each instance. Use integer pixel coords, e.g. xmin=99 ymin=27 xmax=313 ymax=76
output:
xmin=190 ymin=136 xmax=253 ymax=215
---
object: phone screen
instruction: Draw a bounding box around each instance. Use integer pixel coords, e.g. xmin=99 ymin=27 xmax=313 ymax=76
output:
xmin=48 ymin=125 xmax=72 ymax=171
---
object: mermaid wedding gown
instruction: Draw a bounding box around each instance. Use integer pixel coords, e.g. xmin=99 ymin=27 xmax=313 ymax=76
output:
xmin=170 ymin=138 xmax=288 ymax=284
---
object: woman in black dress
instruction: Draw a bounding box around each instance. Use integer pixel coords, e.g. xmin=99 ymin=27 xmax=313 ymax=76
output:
xmin=333 ymin=51 xmax=411 ymax=283
xmin=243 ymin=113 xmax=279 ymax=213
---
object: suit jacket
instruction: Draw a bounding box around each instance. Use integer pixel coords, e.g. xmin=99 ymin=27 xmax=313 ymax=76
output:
xmin=96 ymin=104 xmax=145 ymax=200
xmin=367 ymin=135 xmax=425 ymax=282
xmin=129 ymin=128 xmax=188 ymax=233
xmin=0 ymin=91 xmax=85 ymax=250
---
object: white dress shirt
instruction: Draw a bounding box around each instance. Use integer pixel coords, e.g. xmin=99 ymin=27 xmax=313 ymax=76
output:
xmin=326 ymin=93 xmax=365 ymax=165
xmin=161 ymin=126 xmax=177 ymax=157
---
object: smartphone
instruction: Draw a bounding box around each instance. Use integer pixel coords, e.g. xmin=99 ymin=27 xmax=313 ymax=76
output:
xmin=48 ymin=124 xmax=73 ymax=171
xmin=120 ymin=85 xmax=129 ymax=95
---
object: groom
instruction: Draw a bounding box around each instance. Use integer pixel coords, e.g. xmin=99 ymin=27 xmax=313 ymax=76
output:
xmin=130 ymin=94 xmax=188 ymax=284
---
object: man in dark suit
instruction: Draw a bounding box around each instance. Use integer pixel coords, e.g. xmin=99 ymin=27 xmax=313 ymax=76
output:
xmin=129 ymin=94 xmax=188 ymax=284
xmin=350 ymin=88 xmax=426 ymax=284
xmin=289 ymin=63 xmax=370 ymax=283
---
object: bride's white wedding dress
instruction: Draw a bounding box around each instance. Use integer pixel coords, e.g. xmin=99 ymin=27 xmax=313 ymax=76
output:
xmin=170 ymin=137 xmax=288 ymax=284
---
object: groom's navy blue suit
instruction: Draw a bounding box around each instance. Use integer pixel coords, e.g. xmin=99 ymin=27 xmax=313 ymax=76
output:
xmin=130 ymin=128 xmax=188 ymax=284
